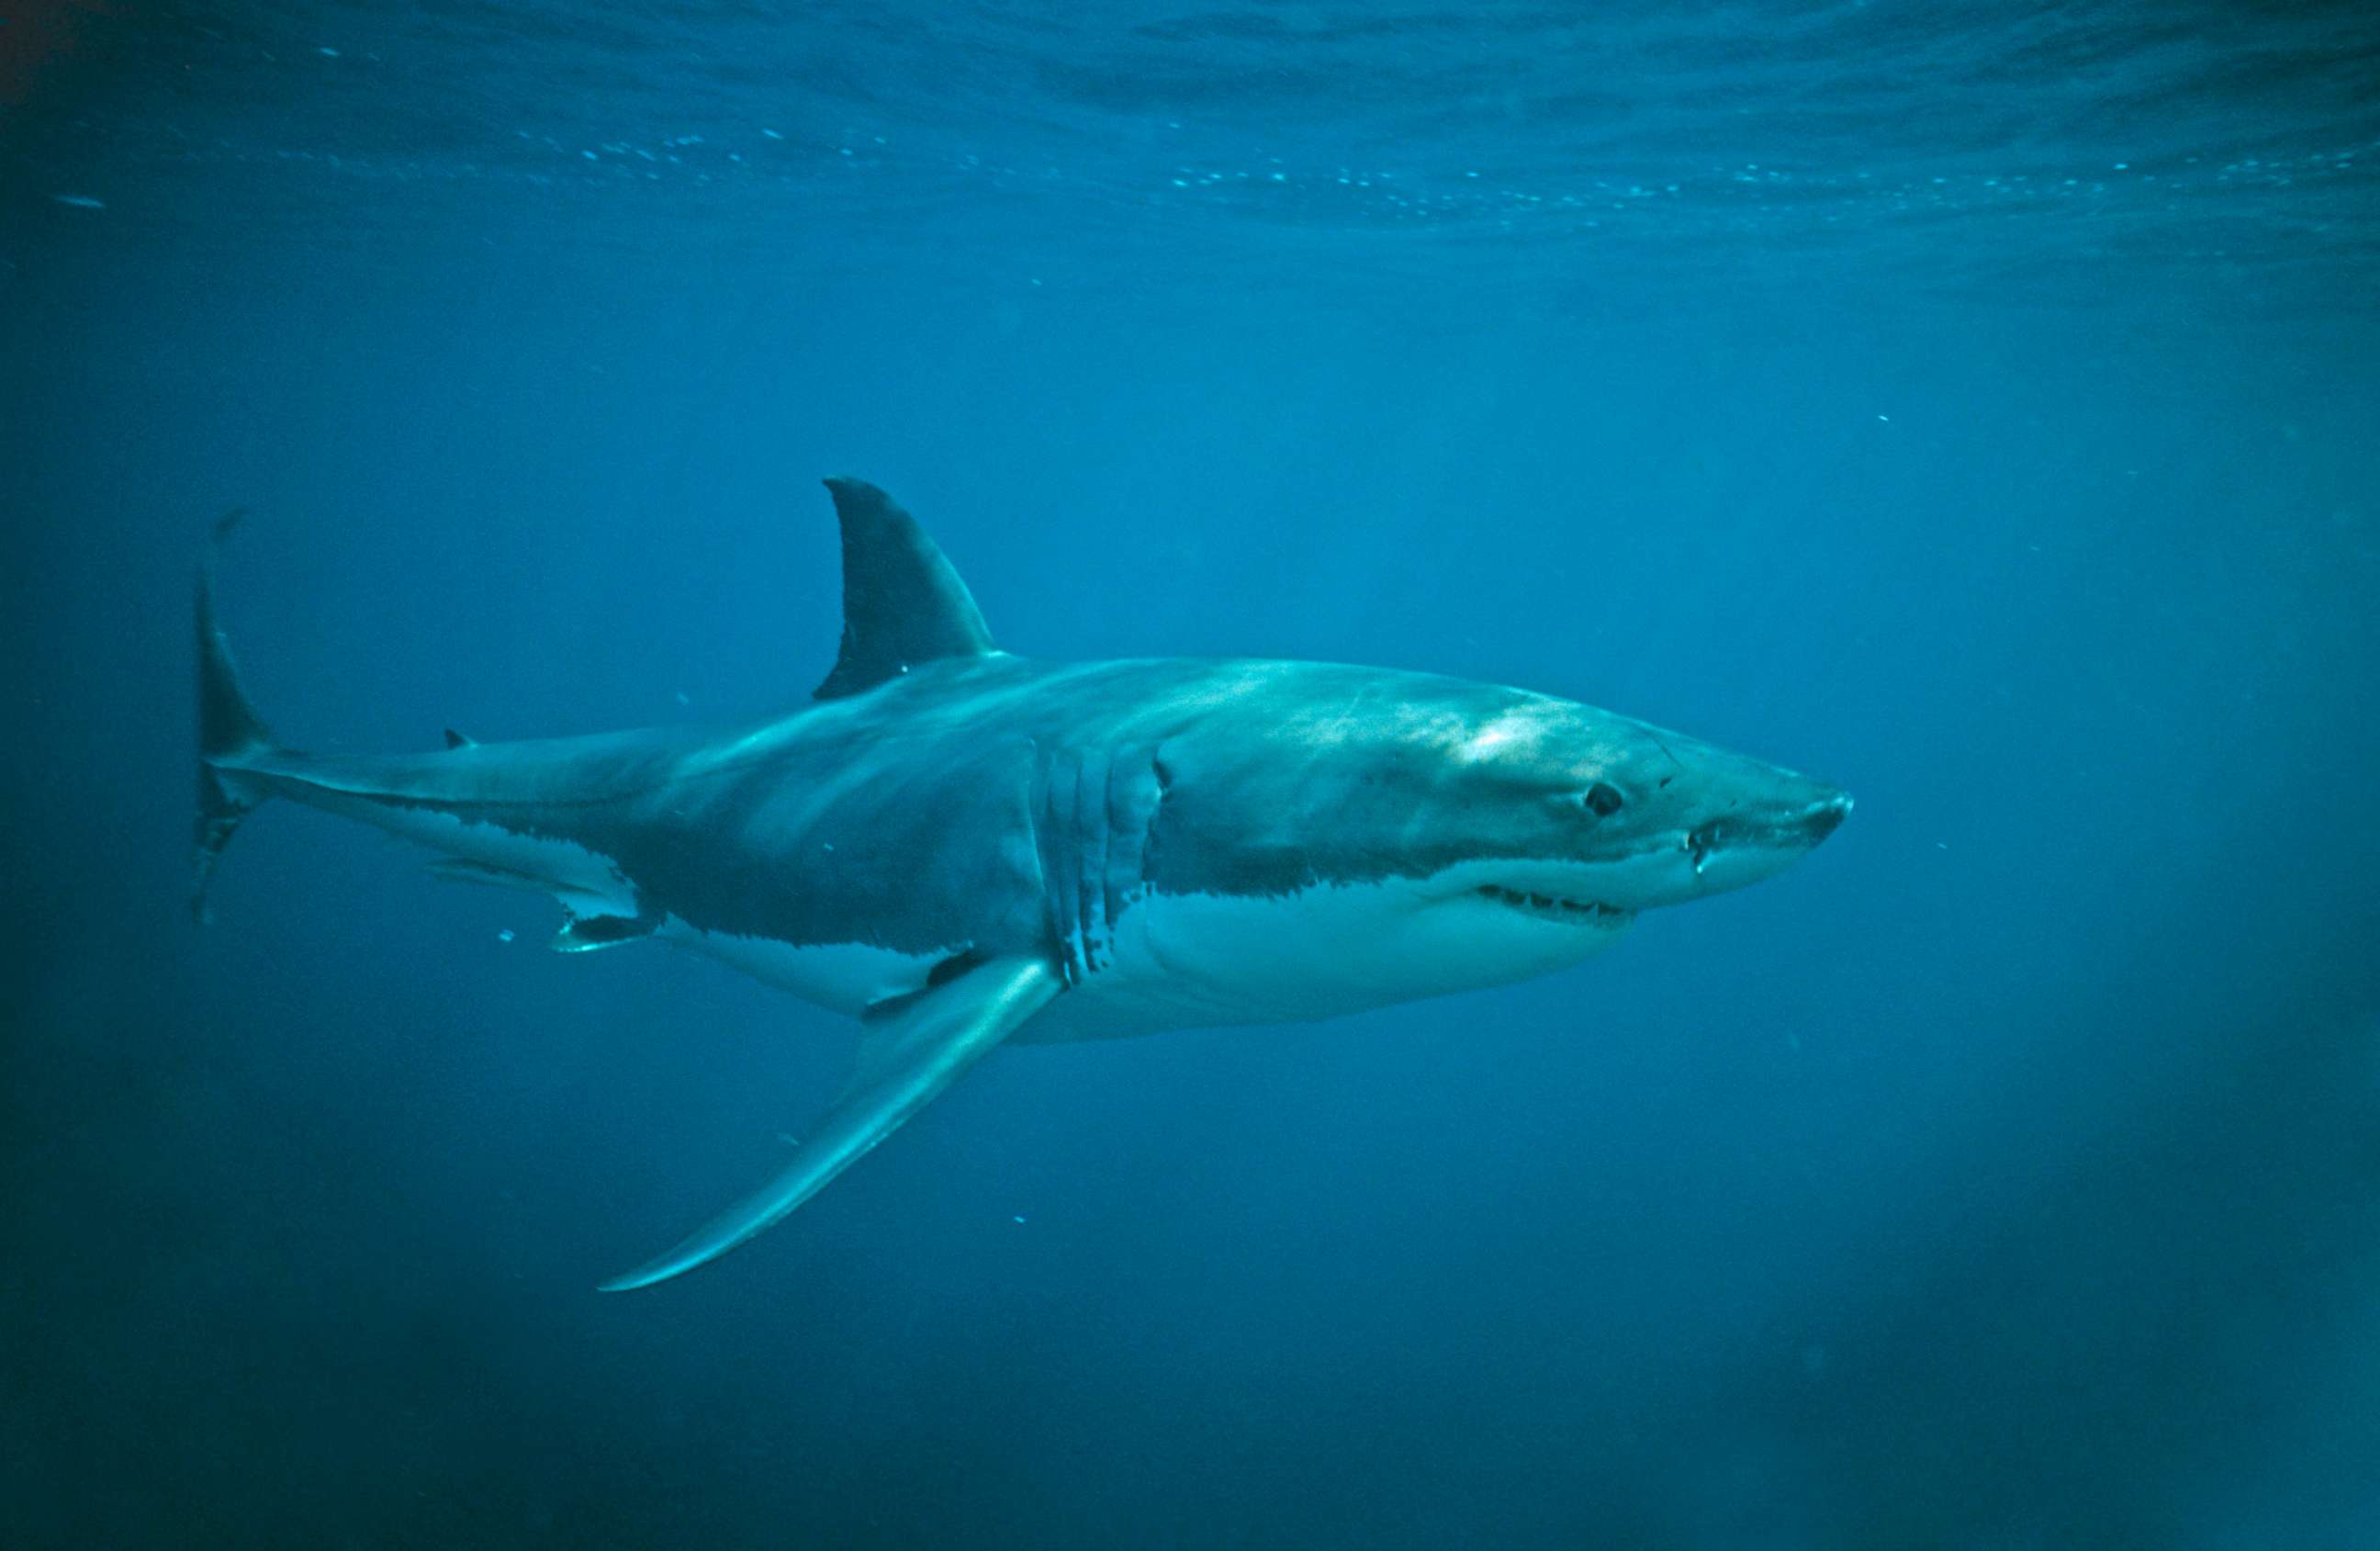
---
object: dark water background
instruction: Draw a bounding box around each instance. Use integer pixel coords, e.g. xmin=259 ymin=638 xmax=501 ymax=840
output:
xmin=6 ymin=3 xmax=2380 ymax=1545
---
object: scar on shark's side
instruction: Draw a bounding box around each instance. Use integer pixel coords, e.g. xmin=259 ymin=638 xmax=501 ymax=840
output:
xmin=196 ymin=478 xmax=1849 ymax=1289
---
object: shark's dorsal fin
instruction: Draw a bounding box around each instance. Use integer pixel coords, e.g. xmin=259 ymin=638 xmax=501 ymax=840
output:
xmin=443 ymin=728 xmax=477 ymax=749
xmin=814 ymin=478 xmax=997 ymax=701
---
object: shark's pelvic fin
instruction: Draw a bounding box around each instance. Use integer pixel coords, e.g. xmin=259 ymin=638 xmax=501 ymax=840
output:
xmin=598 ymin=953 xmax=1062 ymax=1292
xmin=551 ymin=911 xmax=658 ymax=953
xmin=814 ymin=478 xmax=998 ymax=701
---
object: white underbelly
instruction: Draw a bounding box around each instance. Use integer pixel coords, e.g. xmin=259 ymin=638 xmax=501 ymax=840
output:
xmin=307 ymin=789 xmax=947 ymax=1020
xmin=312 ymin=791 xmax=639 ymax=914
xmin=332 ymin=781 xmax=1623 ymax=1040
xmin=1040 ymin=880 xmax=1631 ymax=1040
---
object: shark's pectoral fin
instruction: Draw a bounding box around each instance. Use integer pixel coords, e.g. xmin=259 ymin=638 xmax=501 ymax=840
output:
xmin=597 ymin=953 xmax=1063 ymax=1292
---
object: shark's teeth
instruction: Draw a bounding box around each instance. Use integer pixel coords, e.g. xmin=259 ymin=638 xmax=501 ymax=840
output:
xmin=1475 ymin=884 xmax=1633 ymax=924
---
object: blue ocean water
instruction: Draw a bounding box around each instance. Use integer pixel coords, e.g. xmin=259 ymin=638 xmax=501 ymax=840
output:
xmin=6 ymin=2 xmax=2379 ymax=1545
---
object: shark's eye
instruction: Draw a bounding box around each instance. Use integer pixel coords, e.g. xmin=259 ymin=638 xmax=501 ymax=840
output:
xmin=1584 ymin=782 xmax=1624 ymax=817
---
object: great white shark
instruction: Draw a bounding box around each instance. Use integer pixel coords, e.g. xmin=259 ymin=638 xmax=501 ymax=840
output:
xmin=196 ymin=478 xmax=1849 ymax=1290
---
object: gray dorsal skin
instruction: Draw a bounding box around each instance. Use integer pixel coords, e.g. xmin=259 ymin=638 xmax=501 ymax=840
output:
xmin=193 ymin=477 xmax=1852 ymax=1289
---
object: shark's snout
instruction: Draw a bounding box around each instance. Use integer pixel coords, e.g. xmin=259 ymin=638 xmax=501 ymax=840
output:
xmin=1686 ymin=788 xmax=1849 ymax=864
xmin=1663 ymin=777 xmax=1851 ymax=905
xmin=1803 ymin=791 xmax=1853 ymax=844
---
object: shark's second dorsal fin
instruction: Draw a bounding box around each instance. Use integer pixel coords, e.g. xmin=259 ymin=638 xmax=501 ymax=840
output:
xmin=814 ymin=478 xmax=997 ymax=701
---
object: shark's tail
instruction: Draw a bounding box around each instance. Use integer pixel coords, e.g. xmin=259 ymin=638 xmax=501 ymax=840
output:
xmin=194 ymin=511 xmax=282 ymax=924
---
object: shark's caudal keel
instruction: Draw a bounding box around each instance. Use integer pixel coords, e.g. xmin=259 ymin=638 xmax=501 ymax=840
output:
xmin=195 ymin=478 xmax=1849 ymax=1289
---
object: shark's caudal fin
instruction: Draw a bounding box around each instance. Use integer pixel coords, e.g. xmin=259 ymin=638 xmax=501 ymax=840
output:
xmin=599 ymin=954 xmax=1063 ymax=1291
xmin=813 ymin=478 xmax=999 ymax=700
xmin=193 ymin=511 xmax=283 ymax=924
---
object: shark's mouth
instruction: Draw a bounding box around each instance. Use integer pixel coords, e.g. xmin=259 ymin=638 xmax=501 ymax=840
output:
xmin=1475 ymin=883 xmax=1634 ymax=927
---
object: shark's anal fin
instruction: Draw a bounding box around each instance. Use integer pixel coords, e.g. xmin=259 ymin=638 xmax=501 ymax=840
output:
xmin=814 ymin=478 xmax=997 ymax=701
xmin=597 ymin=954 xmax=1062 ymax=1292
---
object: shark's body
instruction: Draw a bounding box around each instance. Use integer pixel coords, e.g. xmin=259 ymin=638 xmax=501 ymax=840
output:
xmin=197 ymin=479 xmax=1848 ymax=1289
